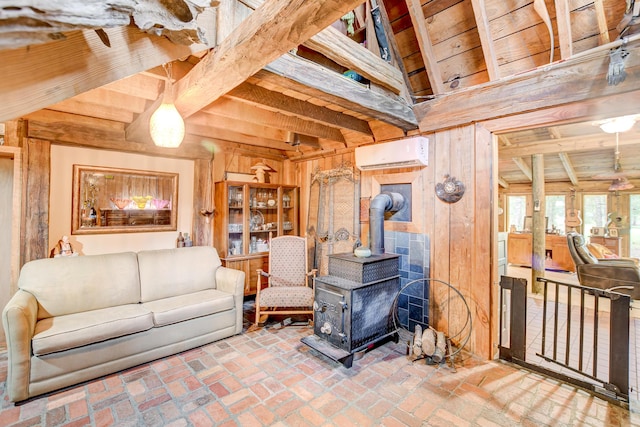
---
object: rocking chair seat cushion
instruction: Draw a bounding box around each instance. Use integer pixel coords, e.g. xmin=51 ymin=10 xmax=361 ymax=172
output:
xmin=259 ymin=286 xmax=313 ymax=307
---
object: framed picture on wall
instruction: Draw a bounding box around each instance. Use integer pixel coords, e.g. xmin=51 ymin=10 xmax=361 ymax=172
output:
xmin=609 ymin=228 xmax=619 ymax=237
xmin=523 ymin=216 xmax=549 ymax=232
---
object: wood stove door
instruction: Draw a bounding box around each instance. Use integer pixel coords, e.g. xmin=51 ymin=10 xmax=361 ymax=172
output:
xmin=314 ymin=286 xmax=350 ymax=351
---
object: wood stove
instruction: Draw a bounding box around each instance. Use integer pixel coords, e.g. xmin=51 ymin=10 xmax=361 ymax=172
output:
xmin=301 ymin=252 xmax=400 ymax=367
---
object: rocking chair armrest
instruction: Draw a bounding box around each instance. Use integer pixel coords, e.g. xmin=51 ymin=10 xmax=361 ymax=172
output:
xmin=306 ymin=269 xmax=317 ymax=277
xmin=257 ymin=269 xmax=270 ymax=278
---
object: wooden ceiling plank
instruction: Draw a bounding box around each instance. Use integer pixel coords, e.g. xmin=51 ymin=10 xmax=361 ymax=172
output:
xmin=512 ymin=157 xmax=533 ymax=181
xmin=498 ymin=132 xmax=640 ymax=158
xmin=405 ymin=0 xmax=446 ymax=94
xmin=554 ymin=0 xmax=573 ymax=59
xmin=0 ymin=26 xmax=208 ymax=123
xmin=470 ymin=0 xmax=500 ymax=80
xmin=260 ymin=54 xmax=417 ymax=130
xmin=414 ymin=40 xmax=640 ymax=132
xmin=227 ymin=83 xmax=373 ymax=136
xmin=558 ymin=152 xmax=580 ymax=186
xmin=125 ymin=96 xmax=163 ymax=144
xmin=205 ymin=97 xmax=346 ymax=143
xmin=174 ymin=0 xmax=365 ymax=118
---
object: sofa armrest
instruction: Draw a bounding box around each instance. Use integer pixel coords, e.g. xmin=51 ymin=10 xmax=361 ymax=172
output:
xmin=2 ymin=289 xmax=38 ymax=402
xmin=577 ymin=264 xmax=640 ymax=299
xmin=215 ymin=266 xmax=246 ymax=334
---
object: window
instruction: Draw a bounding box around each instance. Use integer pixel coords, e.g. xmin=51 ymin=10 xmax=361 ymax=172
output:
xmin=507 ymin=195 xmax=527 ymax=231
xmin=583 ymin=194 xmax=608 ymax=236
xmin=545 ymin=195 xmax=565 ymax=233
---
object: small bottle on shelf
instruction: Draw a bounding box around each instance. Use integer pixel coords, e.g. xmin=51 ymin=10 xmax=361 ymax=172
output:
xmin=177 ymin=232 xmax=185 ymax=248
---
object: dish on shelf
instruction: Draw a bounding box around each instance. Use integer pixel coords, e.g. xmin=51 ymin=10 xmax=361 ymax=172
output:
xmin=151 ymin=198 xmax=170 ymax=209
xmin=132 ymin=195 xmax=152 ymax=209
xmin=250 ymin=210 xmax=264 ymax=231
xmin=228 ymin=223 xmax=243 ymax=233
xmin=110 ymin=198 xmax=131 ymax=210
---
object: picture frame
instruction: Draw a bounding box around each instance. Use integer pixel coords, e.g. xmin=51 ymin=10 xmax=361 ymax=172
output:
xmin=523 ymin=216 xmax=548 ymax=232
xmin=72 ymin=165 xmax=178 ymax=235
xmin=609 ymin=228 xmax=619 ymax=237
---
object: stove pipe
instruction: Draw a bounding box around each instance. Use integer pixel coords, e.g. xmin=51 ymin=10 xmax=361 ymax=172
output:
xmin=369 ymin=191 xmax=405 ymax=255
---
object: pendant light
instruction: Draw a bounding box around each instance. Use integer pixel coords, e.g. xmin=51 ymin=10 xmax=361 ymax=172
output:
xmin=149 ymin=63 xmax=185 ymax=148
xmin=594 ymin=115 xmax=638 ymax=191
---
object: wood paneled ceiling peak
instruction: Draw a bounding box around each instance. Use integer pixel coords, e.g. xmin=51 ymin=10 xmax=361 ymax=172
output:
xmin=1 ymin=0 xmax=638 ymax=166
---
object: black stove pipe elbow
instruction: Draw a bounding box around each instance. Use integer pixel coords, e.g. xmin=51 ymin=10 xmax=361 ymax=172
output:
xmin=369 ymin=191 xmax=405 ymax=255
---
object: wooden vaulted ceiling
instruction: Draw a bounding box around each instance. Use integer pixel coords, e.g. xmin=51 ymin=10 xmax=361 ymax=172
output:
xmin=1 ymin=0 xmax=639 ymax=186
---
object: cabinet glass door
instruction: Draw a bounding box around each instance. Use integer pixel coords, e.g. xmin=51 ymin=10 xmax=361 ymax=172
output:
xmin=227 ymin=185 xmax=244 ymax=256
xmin=281 ymin=187 xmax=296 ymax=236
xmin=249 ymin=186 xmax=277 ymax=253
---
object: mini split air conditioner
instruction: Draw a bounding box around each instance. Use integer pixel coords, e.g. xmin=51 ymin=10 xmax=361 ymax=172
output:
xmin=355 ymin=136 xmax=428 ymax=171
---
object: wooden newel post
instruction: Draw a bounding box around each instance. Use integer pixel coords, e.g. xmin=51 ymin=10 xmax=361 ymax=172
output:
xmin=531 ymin=154 xmax=545 ymax=294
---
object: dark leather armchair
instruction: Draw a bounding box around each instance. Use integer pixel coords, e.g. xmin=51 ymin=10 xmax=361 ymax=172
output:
xmin=566 ymin=231 xmax=640 ymax=299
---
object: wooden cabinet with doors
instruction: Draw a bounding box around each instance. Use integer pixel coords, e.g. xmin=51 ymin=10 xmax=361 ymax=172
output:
xmin=213 ymin=181 xmax=299 ymax=295
xmin=589 ymin=236 xmax=621 ymax=256
xmin=507 ymin=233 xmax=575 ymax=272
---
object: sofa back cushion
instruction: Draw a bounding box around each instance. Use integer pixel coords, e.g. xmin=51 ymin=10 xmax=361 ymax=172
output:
xmin=18 ymin=252 xmax=140 ymax=319
xmin=138 ymin=246 xmax=222 ymax=302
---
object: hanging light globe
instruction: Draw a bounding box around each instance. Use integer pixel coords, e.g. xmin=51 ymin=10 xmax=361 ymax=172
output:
xmin=149 ymin=102 xmax=185 ymax=148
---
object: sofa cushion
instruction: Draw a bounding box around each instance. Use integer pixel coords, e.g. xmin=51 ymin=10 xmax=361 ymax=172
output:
xmin=32 ymin=304 xmax=153 ymax=356
xmin=18 ymin=252 xmax=140 ymax=319
xmin=142 ymin=289 xmax=234 ymax=327
xmin=138 ymin=246 xmax=222 ymax=302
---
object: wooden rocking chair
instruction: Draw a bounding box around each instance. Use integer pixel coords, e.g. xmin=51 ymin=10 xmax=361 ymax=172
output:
xmin=253 ymin=235 xmax=316 ymax=329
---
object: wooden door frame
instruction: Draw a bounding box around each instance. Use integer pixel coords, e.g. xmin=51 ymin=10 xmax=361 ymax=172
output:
xmin=0 ymin=146 xmax=22 ymax=296
xmin=482 ymin=90 xmax=640 ymax=358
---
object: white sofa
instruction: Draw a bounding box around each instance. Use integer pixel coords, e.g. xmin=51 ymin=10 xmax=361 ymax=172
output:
xmin=2 ymin=246 xmax=245 ymax=402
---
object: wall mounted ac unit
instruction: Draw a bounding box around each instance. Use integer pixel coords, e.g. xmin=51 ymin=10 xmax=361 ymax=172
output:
xmin=355 ymin=136 xmax=428 ymax=171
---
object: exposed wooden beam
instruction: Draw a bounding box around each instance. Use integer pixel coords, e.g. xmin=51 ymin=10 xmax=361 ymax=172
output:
xmin=188 ymin=111 xmax=291 ymax=143
xmin=259 ymin=53 xmax=417 ymax=130
xmin=558 ymin=152 xmax=580 ymax=186
xmin=24 ymin=109 xmax=211 ymax=159
xmin=470 ymin=0 xmax=500 ymax=80
xmin=48 ymin=99 xmax=134 ymax=124
xmin=304 ymin=25 xmax=404 ymax=95
xmin=227 ymin=83 xmax=373 ymax=136
xmin=125 ymin=95 xmax=163 ymax=144
xmin=414 ymin=40 xmax=640 ymax=132
xmin=405 ymin=0 xmax=446 ymax=94
xmin=174 ymin=0 xmax=365 ymax=118
xmin=237 ymin=0 xmax=404 ymax=95
xmin=554 ymin=0 xmax=572 ymax=58
xmin=204 ymin=97 xmax=346 ymax=143
xmin=593 ymin=0 xmax=610 ymax=45
xmin=512 ymin=157 xmax=532 ymax=181
xmin=498 ymin=176 xmax=510 ymax=189
xmin=0 ymin=26 xmax=208 ymax=123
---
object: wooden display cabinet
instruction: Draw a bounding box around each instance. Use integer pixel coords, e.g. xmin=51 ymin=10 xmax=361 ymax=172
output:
xmin=214 ymin=181 xmax=299 ymax=295
xmin=507 ymin=233 xmax=575 ymax=272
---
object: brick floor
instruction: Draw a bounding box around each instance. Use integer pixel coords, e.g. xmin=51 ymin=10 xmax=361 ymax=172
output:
xmin=0 ymin=300 xmax=639 ymax=426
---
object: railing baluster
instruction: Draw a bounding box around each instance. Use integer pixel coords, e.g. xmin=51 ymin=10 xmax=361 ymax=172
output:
xmin=553 ymin=282 xmax=559 ymax=360
xmin=541 ymin=280 xmax=548 ymax=356
xmin=578 ymin=289 xmax=585 ymax=372
xmin=593 ymin=296 xmax=599 ymax=378
xmin=565 ymin=287 xmax=572 ymax=365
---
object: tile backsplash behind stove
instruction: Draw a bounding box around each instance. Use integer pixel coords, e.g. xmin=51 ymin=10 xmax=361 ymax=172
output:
xmin=384 ymin=231 xmax=430 ymax=333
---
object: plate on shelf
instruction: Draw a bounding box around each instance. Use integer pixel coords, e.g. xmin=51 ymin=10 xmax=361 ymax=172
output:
xmin=250 ymin=210 xmax=264 ymax=231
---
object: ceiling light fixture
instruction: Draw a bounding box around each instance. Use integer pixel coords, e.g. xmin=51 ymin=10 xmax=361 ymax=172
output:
xmin=149 ymin=63 xmax=185 ymax=148
xmin=598 ymin=114 xmax=638 ymax=134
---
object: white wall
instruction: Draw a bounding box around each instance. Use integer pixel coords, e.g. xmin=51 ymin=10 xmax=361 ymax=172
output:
xmin=50 ymin=145 xmax=194 ymax=255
